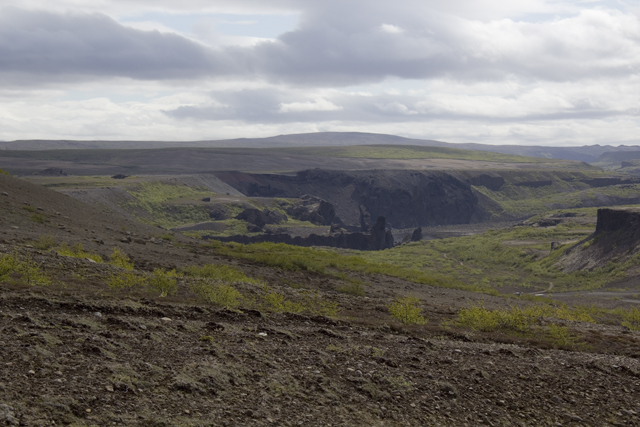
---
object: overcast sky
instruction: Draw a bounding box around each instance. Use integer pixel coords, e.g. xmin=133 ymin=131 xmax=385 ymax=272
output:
xmin=1 ymin=0 xmax=639 ymax=146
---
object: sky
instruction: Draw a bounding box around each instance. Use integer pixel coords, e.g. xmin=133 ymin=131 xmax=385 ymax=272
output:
xmin=1 ymin=0 xmax=640 ymax=146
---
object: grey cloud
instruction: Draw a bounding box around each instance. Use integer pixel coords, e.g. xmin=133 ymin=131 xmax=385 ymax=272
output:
xmin=165 ymin=88 xmax=634 ymax=124
xmin=0 ymin=8 xmax=225 ymax=83
xmin=3 ymin=3 xmax=640 ymax=88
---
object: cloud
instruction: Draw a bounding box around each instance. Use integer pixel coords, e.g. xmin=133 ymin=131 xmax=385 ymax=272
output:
xmin=279 ymin=98 xmax=342 ymax=112
xmin=0 ymin=8 xmax=222 ymax=85
xmin=4 ymin=3 xmax=640 ymax=88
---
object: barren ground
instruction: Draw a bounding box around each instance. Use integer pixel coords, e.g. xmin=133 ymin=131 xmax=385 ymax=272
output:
xmin=2 ymin=174 xmax=640 ymax=426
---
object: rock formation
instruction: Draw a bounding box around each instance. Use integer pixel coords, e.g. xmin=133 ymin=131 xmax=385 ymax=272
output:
xmin=206 ymin=216 xmax=394 ymax=251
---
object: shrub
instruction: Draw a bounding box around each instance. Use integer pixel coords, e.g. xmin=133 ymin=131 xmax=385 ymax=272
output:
xmin=182 ymin=263 xmax=259 ymax=284
xmin=620 ymin=307 xmax=640 ymax=331
xmin=263 ymin=291 xmax=305 ymax=313
xmin=109 ymin=247 xmax=134 ymax=270
xmin=189 ymin=280 xmax=243 ymax=308
xmin=32 ymin=235 xmax=55 ymax=250
xmin=336 ymin=282 xmax=366 ymax=297
xmin=388 ymin=296 xmax=427 ymax=325
xmin=157 ymin=233 xmax=174 ymax=242
xmin=30 ymin=213 xmax=45 ymax=223
xmin=148 ymin=268 xmax=180 ymax=297
xmin=0 ymin=168 xmax=10 ymax=176
xmin=55 ymin=243 xmax=103 ymax=263
xmin=0 ymin=251 xmax=50 ymax=286
xmin=107 ymin=271 xmax=147 ymax=289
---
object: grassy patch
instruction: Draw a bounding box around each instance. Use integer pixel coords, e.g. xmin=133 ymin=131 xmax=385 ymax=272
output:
xmin=274 ymin=145 xmax=563 ymax=164
xmin=108 ymin=247 xmax=134 ymax=270
xmin=54 ymin=243 xmax=103 ymax=263
xmin=182 ymin=263 xmax=261 ymax=284
xmin=0 ymin=251 xmax=51 ymax=286
xmin=122 ymin=181 xmax=212 ymax=228
xmin=189 ymin=281 xmax=243 ymax=308
xmin=148 ymin=268 xmax=181 ymax=297
xmin=208 ymin=241 xmax=474 ymax=291
xmin=388 ymin=296 xmax=427 ymax=325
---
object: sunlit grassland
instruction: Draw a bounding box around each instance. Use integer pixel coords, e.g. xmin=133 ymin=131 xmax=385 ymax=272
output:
xmin=273 ymin=145 xmax=563 ymax=164
xmin=208 ymin=240 xmax=493 ymax=293
xmin=359 ymin=214 xmax=640 ymax=292
xmin=474 ymin=173 xmax=640 ymax=218
xmin=121 ymin=181 xmax=212 ymax=228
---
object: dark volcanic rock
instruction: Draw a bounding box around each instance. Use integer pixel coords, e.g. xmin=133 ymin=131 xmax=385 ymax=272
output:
xmin=33 ymin=168 xmax=67 ymax=176
xmin=216 ymin=169 xmax=481 ymax=229
xmin=469 ymin=174 xmax=505 ymax=191
xmin=236 ymin=208 xmax=287 ymax=227
xmin=285 ymin=195 xmax=335 ymax=225
xmin=562 ymin=208 xmax=640 ymax=272
xmin=206 ymin=217 xmax=394 ymax=250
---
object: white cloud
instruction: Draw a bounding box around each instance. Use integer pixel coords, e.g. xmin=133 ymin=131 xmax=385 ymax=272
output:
xmin=380 ymin=23 xmax=403 ymax=34
xmin=279 ymin=98 xmax=342 ymax=113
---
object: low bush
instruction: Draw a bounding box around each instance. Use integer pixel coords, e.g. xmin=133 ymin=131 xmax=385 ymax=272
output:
xmin=189 ymin=280 xmax=243 ymax=308
xmin=148 ymin=268 xmax=181 ymax=297
xmin=109 ymin=247 xmax=134 ymax=270
xmin=336 ymin=282 xmax=366 ymax=297
xmin=388 ymin=296 xmax=427 ymax=325
xmin=182 ymin=263 xmax=260 ymax=284
xmin=55 ymin=243 xmax=103 ymax=263
xmin=0 ymin=251 xmax=50 ymax=286
xmin=32 ymin=235 xmax=56 ymax=250
xmin=619 ymin=306 xmax=640 ymax=331
xmin=107 ymin=271 xmax=148 ymax=289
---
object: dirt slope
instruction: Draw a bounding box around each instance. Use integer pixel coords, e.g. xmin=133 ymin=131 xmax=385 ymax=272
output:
xmin=1 ymin=174 xmax=640 ymax=426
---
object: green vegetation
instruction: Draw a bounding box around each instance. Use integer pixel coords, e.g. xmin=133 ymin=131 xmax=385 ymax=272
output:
xmin=262 ymin=288 xmax=339 ymax=317
xmin=336 ymin=282 xmax=366 ymax=296
xmin=55 ymin=243 xmax=103 ymax=263
xmin=275 ymin=145 xmax=565 ymax=164
xmin=123 ymin=181 xmax=212 ymax=228
xmin=182 ymin=263 xmax=260 ymax=284
xmin=32 ymin=235 xmax=55 ymax=250
xmin=148 ymin=268 xmax=181 ymax=297
xmin=0 ymin=251 xmax=50 ymax=286
xmin=617 ymin=306 xmax=640 ymax=331
xmin=0 ymin=167 xmax=10 ymax=176
xmin=359 ymin=212 xmax=635 ymax=292
xmin=189 ymin=281 xmax=243 ymax=308
xmin=471 ymin=170 xmax=640 ymax=218
xmin=109 ymin=247 xmax=134 ymax=270
xmin=30 ymin=213 xmax=46 ymax=223
xmin=208 ymin=241 xmax=476 ymax=291
xmin=107 ymin=271 xmax=148 ymax=289
xmin=388 ymin=296 xmax=427 ymax=325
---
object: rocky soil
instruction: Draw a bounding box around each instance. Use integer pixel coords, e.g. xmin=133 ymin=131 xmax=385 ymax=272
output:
xmin=2 ymin=173 xmax=640 ymax=426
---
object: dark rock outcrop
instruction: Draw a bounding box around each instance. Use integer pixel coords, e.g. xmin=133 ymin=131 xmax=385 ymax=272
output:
xmin=205 ymin=217 xmax=394 ymax=251
xmin=33 ymin=168 xmax=67 ymax=176
xmin=469 ymin=174 xmax=505 ymax=191
xmin=216 ymin=169 xmax=481 ymax=229
xmin=562 ymin=208 xmax=640 ymax=272
xmin=514 ymin=180 xmax=553 ymax=188
xmin=236 ymin=208 xmax=287 ymax=227
xmin=285 ymin=195 xmax=335 ymax=226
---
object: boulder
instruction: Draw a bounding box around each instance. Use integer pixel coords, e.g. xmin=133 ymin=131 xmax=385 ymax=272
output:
xmin=236 ymin=208 xmax=287 ymax=227
xmin=285 ymin=195 xmax=336 ymax=225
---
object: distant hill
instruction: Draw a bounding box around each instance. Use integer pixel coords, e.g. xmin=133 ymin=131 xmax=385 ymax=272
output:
xmin=2 ymin=131 xmax=640 ymax=163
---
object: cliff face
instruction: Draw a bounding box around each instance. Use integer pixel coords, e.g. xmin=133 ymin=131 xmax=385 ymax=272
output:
xmin=561 ymin=208 xmax=640 ymax=272
xmin=215 ymin=169 xmax=482 ymax=229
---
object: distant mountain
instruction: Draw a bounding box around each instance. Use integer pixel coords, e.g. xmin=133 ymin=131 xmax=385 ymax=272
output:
xmin=2 ymin=131 xmax=639 ymax=163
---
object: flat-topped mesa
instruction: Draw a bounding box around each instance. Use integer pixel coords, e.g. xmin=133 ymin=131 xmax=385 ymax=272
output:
xmin=561 ymin=208 xmax=640 ymax=272
xmin=595 ymin=208 xmax=640 ymax=234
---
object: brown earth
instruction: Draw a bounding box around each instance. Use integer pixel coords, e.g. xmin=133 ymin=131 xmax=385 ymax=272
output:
xmin=2 ymin=173 xmax=640 ymax=426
